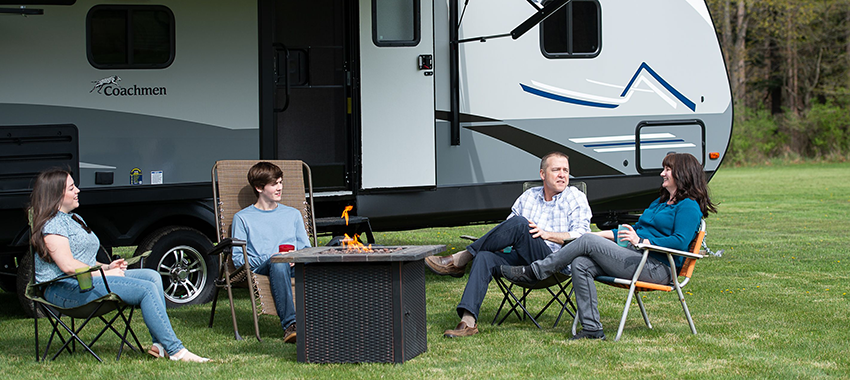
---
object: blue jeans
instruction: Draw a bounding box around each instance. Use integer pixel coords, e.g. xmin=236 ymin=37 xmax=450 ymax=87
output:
xmin=44 ymin=269 xmax=185 ymax=355
xmin=530 ymin=233 xmax=673 ymax=331
xmin=456 ymin=216 xmax=555 ymax=320
xmin=253 ymin=258 xmax=296 ymax=330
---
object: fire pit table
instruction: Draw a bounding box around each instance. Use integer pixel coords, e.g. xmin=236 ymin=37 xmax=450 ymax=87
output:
xmin=270 ymin=245 xmax=445 ymax=363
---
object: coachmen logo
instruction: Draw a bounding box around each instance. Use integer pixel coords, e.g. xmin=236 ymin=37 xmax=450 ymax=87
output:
xmin=90 ymin=76 xmax=167 ymax=97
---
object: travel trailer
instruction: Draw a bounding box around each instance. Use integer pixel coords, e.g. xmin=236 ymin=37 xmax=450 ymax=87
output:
xmin=0 ymin=0 xmax=732 ymax=310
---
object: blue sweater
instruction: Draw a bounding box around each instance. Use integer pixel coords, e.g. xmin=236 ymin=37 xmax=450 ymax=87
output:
xmin=231 ymin=204 xmax=311 ymax=270
xmin=634 ymin=198 xmax=701 ymax=268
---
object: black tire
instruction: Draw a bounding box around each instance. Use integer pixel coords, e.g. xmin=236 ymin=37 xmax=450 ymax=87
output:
xmin=134 ymin=227 xmax=217 ymax=308
xmin=15 ymin=251 xmax=42 ymax=318
xmin=0 ymin=274 xmax=16 ymax=293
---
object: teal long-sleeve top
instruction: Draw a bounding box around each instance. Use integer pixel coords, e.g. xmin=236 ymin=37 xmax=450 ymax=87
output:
xmin=634 ymin=197 xmax=702 ymax=268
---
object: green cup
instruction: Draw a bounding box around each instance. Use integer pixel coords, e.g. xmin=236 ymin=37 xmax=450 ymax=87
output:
xmin=616 ymin=224 xmax=630 ymax=247
xmin=75 ymin=267 xmax=93 ymax=292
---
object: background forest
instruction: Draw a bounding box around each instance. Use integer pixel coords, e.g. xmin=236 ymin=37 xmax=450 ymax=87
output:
xmin=707 ymin=0 xmax=850 ymax=165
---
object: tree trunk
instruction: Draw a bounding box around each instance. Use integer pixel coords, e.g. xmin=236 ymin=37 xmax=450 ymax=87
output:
xmin=733 ymin=0 xmax=747 ymax=107
xmin=785 ymin=9 xmax=799 ymax=116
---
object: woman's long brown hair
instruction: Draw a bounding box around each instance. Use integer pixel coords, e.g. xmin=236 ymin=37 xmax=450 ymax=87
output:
xmin=659 ymin=153 xmax=717 ymax=217
xmin=29 ymin=169 xmax=72 ymax=262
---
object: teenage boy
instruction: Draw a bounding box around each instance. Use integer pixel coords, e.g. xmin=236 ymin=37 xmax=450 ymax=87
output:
xmin=232 ymin=162 xmax=311 ymax=343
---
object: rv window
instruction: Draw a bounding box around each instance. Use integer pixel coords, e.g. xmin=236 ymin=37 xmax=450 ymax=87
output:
xmin=87 ymin=5 xmax=174 ymax=69
xmin=540 ymin=0 xmax=600 ymax=58
xmin=372 ymin=0 xmax=420 ymax=47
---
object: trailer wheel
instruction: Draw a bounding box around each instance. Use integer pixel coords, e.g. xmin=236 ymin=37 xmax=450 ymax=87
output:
xmin=135 ymin=227 xmax=216 ymax=308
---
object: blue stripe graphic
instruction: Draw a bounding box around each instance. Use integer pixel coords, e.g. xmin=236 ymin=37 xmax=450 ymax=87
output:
xmin=520 ymin=84 xmax=618 ymax=109
xmin=620 ymin=62 xmax=696 ymax=112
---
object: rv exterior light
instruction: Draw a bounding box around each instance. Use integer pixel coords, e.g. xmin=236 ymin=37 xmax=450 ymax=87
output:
xmin=709 ymin=152 xmax=720 ymax=160
xmin=511 ymin=0 xmax=571 ymax=39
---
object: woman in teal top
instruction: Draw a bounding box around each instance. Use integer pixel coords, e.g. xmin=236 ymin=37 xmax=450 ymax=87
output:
xmin=501 ymin=153 xmax=716 ymax=340
xmin=31 ymin=169 xmax=210 ymax=362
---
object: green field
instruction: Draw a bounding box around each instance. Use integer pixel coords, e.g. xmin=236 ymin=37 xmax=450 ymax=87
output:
xmin=2 ymin=162 xmax=848 ymax=379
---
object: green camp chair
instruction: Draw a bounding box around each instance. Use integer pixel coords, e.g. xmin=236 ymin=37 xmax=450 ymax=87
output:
xmin=25 ymin=248 xmax=149 ymax=362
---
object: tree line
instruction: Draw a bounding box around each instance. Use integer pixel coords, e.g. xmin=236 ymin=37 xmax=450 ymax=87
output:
xmin=707 ymin=0 xmax=850 ymax=164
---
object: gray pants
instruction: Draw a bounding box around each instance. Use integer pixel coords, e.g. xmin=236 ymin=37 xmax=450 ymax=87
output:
xmin=530 ymin=233 xmax=673 ymax=332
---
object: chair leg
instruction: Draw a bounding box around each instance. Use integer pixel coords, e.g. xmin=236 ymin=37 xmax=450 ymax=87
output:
xmin=543 ymin=279 xmax=575 ymax=328
xmin=109 ymin=306 xmax=143 ymax=360
xmin=244 ymin=273 xmax=262 ymax=342
xmin=615 ymin=283 xmax=639 ymax=342
xmin=571 ymin=311 xmax=579 ymax=335
xmin=500 ymin=282 xmax=543 ymax=329
xmin=635 ymin=292 xmax=652 ymax=329
xmin=209 ymin=285 xmax=220 ymax=328
xmin=673 ymin=281 xmax=697 ymax=334
xmin=491 ymin=278 xmax=512 ymax=326
xmin=34 ymin=304 xmax=39 ymax=361
xmin=209 ymin=258 xmax=225 ymax=329
xmin=43 ymin=306 xmax=104 ymax=362
xmin=492 ymin=278 xmax=527 ymax=326
xmin=224 ymin=283 xmax=243 ymax=341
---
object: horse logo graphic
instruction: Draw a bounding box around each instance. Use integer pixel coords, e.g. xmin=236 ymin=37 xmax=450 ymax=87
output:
xmin=90 ymin=76 xmax=121 ymax=93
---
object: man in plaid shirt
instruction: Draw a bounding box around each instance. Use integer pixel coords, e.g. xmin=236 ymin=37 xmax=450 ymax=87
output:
xmin=426 ymin=152 xmax=592 ymax=338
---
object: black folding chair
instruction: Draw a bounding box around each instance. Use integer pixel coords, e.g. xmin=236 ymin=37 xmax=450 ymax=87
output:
xmin=24 ymin=250 xmax=148 ymax=362
xmin=492 ymin=271 xmax=576 ymax=329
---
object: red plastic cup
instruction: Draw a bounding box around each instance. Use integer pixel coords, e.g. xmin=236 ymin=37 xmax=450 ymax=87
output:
xmin=279 ymin=244 xmax=295 ymax=253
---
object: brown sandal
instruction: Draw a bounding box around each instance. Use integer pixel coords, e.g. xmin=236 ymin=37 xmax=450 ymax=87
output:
xmin=148 ymin=343 xmax=168 ymax=359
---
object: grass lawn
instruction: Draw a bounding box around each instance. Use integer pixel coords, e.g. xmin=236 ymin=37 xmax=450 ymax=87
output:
xmin=1 ymin=162 xmax=848 ymax=379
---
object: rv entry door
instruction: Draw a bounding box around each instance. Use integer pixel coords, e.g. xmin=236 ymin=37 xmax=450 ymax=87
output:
xmin=358 ymin=0 xmax=436 ymax=190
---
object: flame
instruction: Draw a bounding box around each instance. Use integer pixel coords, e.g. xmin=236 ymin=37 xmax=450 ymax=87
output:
xmin=342 ymin=233 xmax=372 ymax=252
xmin=341 ymin=205 xmax=353 ymax=225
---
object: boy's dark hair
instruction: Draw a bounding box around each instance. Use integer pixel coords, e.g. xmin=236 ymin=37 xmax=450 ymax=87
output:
xmin=247 ymin=162 xmax=283 ymax=197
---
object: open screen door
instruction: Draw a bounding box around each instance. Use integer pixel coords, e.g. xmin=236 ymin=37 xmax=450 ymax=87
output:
xmin=359 ymin=0 xmax=436 ymax=189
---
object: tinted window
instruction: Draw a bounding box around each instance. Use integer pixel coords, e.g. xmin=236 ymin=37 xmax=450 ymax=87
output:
xmin=541 ymin=0 xmax=600 ymax=58
xmin=88 ymin=6 xmax=174 ymax=69
xmin=372 ymin=0 xmax=420 ymax=46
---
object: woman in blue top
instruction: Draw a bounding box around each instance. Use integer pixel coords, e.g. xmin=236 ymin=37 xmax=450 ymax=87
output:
xmin=30 ymin=169 xmax=209 ymax=362
xmin=501 ymin=153 xmax=716 ymax=340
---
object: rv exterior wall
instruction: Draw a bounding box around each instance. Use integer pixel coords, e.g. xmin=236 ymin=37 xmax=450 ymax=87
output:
xmin=433 ymin=0 xmax=730 ymax=188
xmin=0 ymin=0 xmax=260 ymax=188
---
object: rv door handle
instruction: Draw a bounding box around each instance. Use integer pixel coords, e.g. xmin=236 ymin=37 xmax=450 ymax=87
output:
xmin=418 ymin=55 xmax=433 ymax=70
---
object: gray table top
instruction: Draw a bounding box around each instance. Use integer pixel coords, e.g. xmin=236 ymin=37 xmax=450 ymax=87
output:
xmin=269 ymin=245 xmax=445 ymax=263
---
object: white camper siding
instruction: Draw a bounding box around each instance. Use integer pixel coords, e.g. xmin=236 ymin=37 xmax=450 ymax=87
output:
xmin=431 ymin=0 xmax=731 ymax=185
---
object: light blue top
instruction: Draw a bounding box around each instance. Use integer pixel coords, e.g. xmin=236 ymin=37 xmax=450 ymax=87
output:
xmin=34 ymin=212 xmax=100 ymax=283
xmin=634 ymin=197 xmax=701 ymax=268
xmin=231 ymin=204 xmax=312 ymax=270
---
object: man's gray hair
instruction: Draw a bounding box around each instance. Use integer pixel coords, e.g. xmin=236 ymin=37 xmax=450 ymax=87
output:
xmin=540 ymin=152 xmax=570 ymax=170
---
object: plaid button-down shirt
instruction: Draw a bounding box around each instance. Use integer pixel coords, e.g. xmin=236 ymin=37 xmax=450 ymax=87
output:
xmin=507 ymin=185 xmax=592 ymax=253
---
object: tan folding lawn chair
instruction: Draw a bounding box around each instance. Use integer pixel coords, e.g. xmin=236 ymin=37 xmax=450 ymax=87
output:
xmin=573 ymin=219 xmax=707 ymax=341
xmin=207 ymin=160 xmax=317 ymax=341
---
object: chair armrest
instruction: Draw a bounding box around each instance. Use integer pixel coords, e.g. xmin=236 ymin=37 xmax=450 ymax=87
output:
xmin=32 ymin=265 xmax=104 ymax=289
xmin=125 ymin=251 xmax=151 ymax=266
xmin=634 ymin=243 xmax=704 ymax=259
xmin=208 ymin=238 xmax=247 ymax=256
